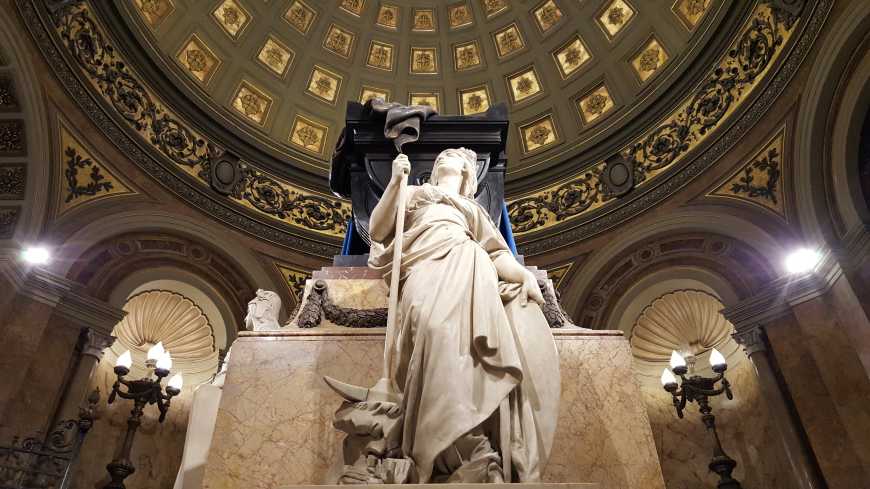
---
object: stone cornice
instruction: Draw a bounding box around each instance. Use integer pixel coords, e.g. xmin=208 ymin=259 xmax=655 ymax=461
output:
xmin=0 ymin=257 xmax=125 ymax=335
xmin=721 ymin=250 xmax=842 ymax=333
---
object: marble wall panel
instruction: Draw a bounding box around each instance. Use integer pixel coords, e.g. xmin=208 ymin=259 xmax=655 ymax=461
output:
xmin=766 ymin=311 xmax=870 ymax=489
xmin=638 ymin=358 xmax=790 ymax=489
xmin=202 ymin=329 xmax=665 ymax=489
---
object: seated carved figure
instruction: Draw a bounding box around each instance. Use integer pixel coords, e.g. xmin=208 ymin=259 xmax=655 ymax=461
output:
xmin=334 ymin=148 xmax=561 ymax=483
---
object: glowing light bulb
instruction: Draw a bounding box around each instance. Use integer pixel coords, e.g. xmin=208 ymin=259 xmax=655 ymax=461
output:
xmin=147 ymin=342 xmax=165 ymax=362
xmin=156 ymin=351 xmax=172 ymax=371
xmin=710 ymin=348 xmax=727 ymax=368
xmin=669 ymin=350 xmax=686 ymax=369
xmin=661 ymin=368 xmax=677 ymax=386
xmin=115 ymin=350 xmax=132 ymax=369
xmin=168 ymin=373 xmax=184 ymax=391
xmin=784 ymin=248 xmax=821 ymax=275
xmin=21 ymin=246 xmax=51 ymax=265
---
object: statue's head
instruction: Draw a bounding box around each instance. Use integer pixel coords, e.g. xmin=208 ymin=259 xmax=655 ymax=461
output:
xmin=245 ymin=289 xmax=282 ymax=331
xmin=431 ymin=147 xmax=478 ymax=198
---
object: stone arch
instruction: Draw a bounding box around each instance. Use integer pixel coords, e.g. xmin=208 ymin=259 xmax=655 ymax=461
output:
xmin=794 ymin=1 xmax=870 ymax=244
xmin=66 ymin=230 xmax=260 ymax=341
xmin=574 ymin=230 xmax=776 ymax=330
xmin=0 ymin=9 xmax=50 ymax=243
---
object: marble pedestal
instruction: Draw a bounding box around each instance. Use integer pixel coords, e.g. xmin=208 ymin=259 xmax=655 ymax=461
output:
xmin=202 ymin=328 xmax=665 ymax=489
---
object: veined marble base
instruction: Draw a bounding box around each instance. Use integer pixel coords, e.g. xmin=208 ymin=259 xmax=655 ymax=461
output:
xmin=202 ymin=328 xmax=665 ymax=489
xmin=278 ymin=484 xmax=599 ymax=489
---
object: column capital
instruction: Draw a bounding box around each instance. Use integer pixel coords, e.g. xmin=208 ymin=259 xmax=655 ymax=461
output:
xmin=80 ymin=327 xmax=116 ymax=361
xmin=732 ymin=325 xmax=767 ymax=356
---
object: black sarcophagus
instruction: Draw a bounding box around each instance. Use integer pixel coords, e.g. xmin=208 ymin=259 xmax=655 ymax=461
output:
xmin=330 ymin=102 xmax=510 ymax=252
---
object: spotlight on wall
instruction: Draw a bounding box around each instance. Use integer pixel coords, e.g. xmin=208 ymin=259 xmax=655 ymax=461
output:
xmin=21 ymin=246 xmax=52 ymax=266
xmin=784 ymin=248 xmax=821 ymax=275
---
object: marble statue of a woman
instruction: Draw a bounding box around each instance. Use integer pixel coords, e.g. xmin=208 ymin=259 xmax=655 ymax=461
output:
xmin=367 ymin=148 xmax=560 ymax=483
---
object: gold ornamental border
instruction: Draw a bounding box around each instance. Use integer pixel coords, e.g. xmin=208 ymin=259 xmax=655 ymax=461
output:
xmin=506 ymin=2 xmax=798 ymax=236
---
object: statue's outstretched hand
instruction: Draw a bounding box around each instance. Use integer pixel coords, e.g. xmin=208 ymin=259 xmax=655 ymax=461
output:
xmin=392 ymin=154 xmax=411 ymax=181
xmin=520 ymin=271 xmax=545 ymax=307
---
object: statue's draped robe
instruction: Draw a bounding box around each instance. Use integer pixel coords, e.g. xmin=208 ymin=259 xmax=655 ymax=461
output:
xmin=369 ymin=184 xmax=560 ymax=482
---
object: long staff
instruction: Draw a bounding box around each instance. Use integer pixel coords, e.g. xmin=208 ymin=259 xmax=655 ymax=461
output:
xmin=379 ymin=156 xmax=408 ymax=391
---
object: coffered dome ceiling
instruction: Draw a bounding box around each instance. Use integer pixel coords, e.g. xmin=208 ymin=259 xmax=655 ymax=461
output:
xmin=116 ymin=0 xmax=723 ymax=184
xmin=20 ymin=0 xmax=821 ymax=256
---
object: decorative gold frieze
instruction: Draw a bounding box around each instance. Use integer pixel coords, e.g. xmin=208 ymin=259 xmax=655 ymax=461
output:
xmin=577 ymin=85 xmax=614 ymax=124
xmin=552 ymin=35 xmax=591 ymax=79
xmin=211 ymin=0 xmax=252 ymax=40
xmin=56 ymin=119 xmax=135 ymax=216
xmin=360 ymin=86 xmax=390 ymax=103
xmin=410 ymin=47 xmax=438 ymax=75
xmin=306 ymin=65 xmax=343 ymax=104
xmin=284 ymin=0 xmax=316 ymax=35
xmin=631 ymin=37 xmax=669 ymax=83
xmin=340 ymin=0 xmax=365 ymax=17
xmin=505 ymin=3 xmax=797 ymax=236
xmin=323 ymin=23 xmax=355 ymax=59
xmin=367 ymin=40 xmax=394 ymax=71
xmin=673 ymin=0 xmax=712 ymax=30
xmin=507 ymin=66 xmax=543 ymax=104
xmin=289 ymin=114 xmax=329 ymax=155
xmin=448 ymin=3 xmax=474 ymax=29
xmin=520 ymin=114 xmax=559 ymax=154
xmin=231 ymin=81 xmax=273 ymax=126
xmin=133 ymin=0 xmax=175 ymax=29
xmin=532 ymin=0 xmax=563 ymax=34
xmin=481 ymin=0 xmax=509 ymax=18
xmin=412 ymin=9 xmax=436 ymax=32
xmin=257 ymin=36 xmax=294 ymax=78
xmin=453 ymin=40 xmax=482 ymax=72
xmin=52 ymin=2 xmax=352 ymax=239
xmin=458 ymin=85 xmax=491 ymax=115
xmin=376 ymin=4 xmax=399 ymax=29
xmin=176 ymin=34 xmax=221 ymax=86
xmin=493 ymin=23 xmax=525 ymax=58
xmin=710 ymin=129 xmax=786 ymax=218
xmin=597 ymin=0 xmax=635 ymax=40
xmin=409 ymin=92 xmax=440 ymax=112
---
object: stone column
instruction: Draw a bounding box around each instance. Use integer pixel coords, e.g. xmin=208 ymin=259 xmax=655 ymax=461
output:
xmin=53 ymin=327 xmax=115 ymax=424
xmin=732 ymin=325 xmax=825 ymax=489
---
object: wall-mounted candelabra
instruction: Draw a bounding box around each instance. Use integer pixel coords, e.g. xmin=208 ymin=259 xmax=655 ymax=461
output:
xmin=102 ymin=342 xmax=183 ymax=489
xmin=661 ymin=349 xmax=742 ymax=489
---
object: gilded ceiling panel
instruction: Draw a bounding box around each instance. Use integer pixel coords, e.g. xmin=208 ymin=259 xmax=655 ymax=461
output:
xmin=532 ymin=0 xmax=564 ymax=34
xmin=448 ymin=3 xmax=474 ymax=29
xmin=176 ymin=34 xmax=221 ymax=86
xmin=458 ymin=85 xmax=491 ymax=116
xmin=409 ymin=92 xmax=441 ymax=112
xmin=597 ymin=0 xmax=636 ymax=40
xmin=631 ymin=37 xmax=669 ymax=83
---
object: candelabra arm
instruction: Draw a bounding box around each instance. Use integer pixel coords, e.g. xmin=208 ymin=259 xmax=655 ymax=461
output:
xmin=669 ymin=388 xmax=687 ymax=418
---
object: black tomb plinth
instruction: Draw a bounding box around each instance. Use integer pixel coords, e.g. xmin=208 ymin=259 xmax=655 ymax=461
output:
xmin=330 ymin=102 xmax=511 ymax=259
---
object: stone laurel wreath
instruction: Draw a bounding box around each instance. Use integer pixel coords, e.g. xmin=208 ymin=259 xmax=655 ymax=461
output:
xmin=64 ymin=146 xmax=113 ymax=202
xmin=507 ymin=1 xmax=801 ymax=234
xmin=296 ymin=279 xmax=572 ymax=329
xmin=54 ymin=2 xmax=348 ymax=235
